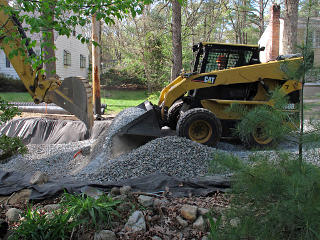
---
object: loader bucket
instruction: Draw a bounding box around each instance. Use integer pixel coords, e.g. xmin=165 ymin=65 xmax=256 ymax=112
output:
xmin=46 ymin=76 xmax=94 ymax=139
xmin=111 ymin=101 xmax=162 ymax=158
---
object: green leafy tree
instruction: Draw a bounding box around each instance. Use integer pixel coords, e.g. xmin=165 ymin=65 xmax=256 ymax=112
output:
xmin=0 ymin=0 xmax=153 ymax=69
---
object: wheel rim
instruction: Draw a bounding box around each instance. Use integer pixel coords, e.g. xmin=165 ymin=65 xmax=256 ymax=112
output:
xmin=188 ymin=120 xmax=212 ymax=143
xmin=252 ymin=126 xmax=272 ymax=145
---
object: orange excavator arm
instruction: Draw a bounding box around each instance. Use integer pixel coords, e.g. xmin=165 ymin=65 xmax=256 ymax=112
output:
xmin=0 ymin=0 xmax=93 ymax=135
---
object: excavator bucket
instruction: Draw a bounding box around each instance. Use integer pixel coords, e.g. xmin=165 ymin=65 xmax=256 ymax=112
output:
xmin=111 ymin=101 xmax=162 ymax=157
xmin=46 ymin=76 xmax=94 ymax=138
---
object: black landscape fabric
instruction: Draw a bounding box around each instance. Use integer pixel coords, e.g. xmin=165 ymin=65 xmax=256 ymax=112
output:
xmin=0 ymin=118 xmax=110 ymax=144
xmin=0 ymin=170 xmax=231 ymax=199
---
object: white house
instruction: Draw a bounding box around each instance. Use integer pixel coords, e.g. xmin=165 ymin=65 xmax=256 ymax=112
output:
xmin=259 ymin=3 xmax=320 ymax=66
xmin=0 ymin=25 xmax=90 ymax=80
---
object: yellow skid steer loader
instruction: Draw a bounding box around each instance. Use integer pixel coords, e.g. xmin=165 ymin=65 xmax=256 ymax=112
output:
xmin=0 ymin=0 xmax=93 ymax=136
xmin=114 ymin=42 xmax=302 ymax=152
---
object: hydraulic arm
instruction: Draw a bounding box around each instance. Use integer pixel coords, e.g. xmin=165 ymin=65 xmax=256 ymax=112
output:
xmin=0 ymin=0 xmax=93 ymax=135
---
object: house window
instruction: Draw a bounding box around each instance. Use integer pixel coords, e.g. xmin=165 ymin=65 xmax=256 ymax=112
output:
xmin=315 ymin=30 xmax=320 ymax=48
xmin=5 ymin=56 xmax=10 ymax=68
xmin=63 ymin=50 xmax=71 ymax=66
xmin=80 ymin=54 xmax=86 ymax=68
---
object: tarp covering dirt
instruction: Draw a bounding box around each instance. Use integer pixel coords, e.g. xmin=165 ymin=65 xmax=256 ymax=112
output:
xmin=0 ymin=118 xmax=111 ymax=144
xmin=0 ymin=170 xmax=231 ymax=199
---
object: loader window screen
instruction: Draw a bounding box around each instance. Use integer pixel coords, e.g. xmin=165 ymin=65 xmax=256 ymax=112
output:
xmin=202 ymin=49 xmax=254 ymax=73
xmin=204 ymin=52 xmax=240 ymax=72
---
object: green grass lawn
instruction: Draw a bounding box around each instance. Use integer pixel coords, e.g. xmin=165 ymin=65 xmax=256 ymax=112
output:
xmin=101 ymin=89 xmax=159 ymax=114
xmin=0 ymin=92 xmax=33 ymax=102
xmin=0 ymin=90 xmax=160 ymax=114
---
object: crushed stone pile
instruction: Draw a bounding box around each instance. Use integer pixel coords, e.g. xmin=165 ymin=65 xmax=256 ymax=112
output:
xmin=0 ymin=107 xmax=319 ymax=184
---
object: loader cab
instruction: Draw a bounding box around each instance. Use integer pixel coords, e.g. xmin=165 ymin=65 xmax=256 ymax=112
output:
xmin=192 ymin=42 xmax=262 ymax=73
xmin=189 ymin=42 xmax=264 ymax=101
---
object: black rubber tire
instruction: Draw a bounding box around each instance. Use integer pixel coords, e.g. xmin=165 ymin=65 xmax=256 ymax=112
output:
xmin=167 ymin=101 xmax=183 ymax=130
xmin=176 ymin=108 xmax=222 ymax=146
xmin=243 ymin=125 xmax=274 ymax=149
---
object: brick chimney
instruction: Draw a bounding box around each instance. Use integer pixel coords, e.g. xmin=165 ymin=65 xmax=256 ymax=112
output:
xmin=268 ymin=4 xmax=280 ymax=61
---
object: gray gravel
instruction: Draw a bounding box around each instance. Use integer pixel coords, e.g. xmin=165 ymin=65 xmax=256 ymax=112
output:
xmin=1 ymin=107 xmax=319 ymax=184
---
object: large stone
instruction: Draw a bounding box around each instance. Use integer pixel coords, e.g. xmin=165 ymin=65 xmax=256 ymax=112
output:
xmin=120 ymin=186 xmax=132 ymax=195
xmin=138 ymin=195 xmax=154 ymax=207
xmin=180 ymin=205 xmax=198 ymax=221
xmin=81 ymin=186 xmax=103 ymax=199
xmin=43 ymin=204 xmax=60 ymax=212
xmin=6 ymin=189 xmax=31 ymax=205
xmin=29 ymin=171 xmax=48 ymax=185
xmin=6 ymin=208 xmax=22 ymax=222
xmin=193 ymin=216 xmax=207 ymax=231
xmin=176 ymin=216 xmax=188 ymax=228
xmin=110 ymin=187 xmax=120 ymax=196
xmin=153 ymin=199 xmax=169 ymax=208
xmin=124 ymin=211 xmax=146 ymax=233
xmin=94 ymin=230 xmax=116 ymax=240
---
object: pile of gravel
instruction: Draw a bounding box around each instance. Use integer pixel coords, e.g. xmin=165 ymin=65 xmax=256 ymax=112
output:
xmin=1 ymin=107 xmax=319 ymax=184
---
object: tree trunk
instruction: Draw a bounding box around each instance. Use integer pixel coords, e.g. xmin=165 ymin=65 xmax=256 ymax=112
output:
xmin=171 ymin=0 xmax=182 ymax=81
xmin=43 ymin=29 xmax=56 ymax=79
xmin=43 ymin=2 xmax=56 ymax=79
xmin=259 ymin=0 xmax=265 ymax=37
xmin=92 ymin=14 xmax=101 ymax=115
xmin=283 ymin=0 xmax=299 ymax=54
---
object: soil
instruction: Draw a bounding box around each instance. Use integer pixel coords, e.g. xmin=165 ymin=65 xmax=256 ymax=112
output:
xmin=0 ymin=189 xmax=229 ymax=239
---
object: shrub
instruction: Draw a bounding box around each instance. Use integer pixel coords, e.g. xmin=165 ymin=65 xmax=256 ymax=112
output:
xmin=101 ymin=67 xmax=146 ymax=88
xmin=208 ymin=153 xmax=320 ymax=240
xmin=10 ymin=193 xmax=122 ymax=239
xmin=0 ymin=74 xmax=27 ymax=92
xmin=60 ymin=192 xmax=121 ymax=229
xmin=9 ymin=207 xmax=80 ymax=240
xmin=228 ymin=89 xmax=298 ymax=146
xmin=0 ymin=98 xmax=27 ymax=160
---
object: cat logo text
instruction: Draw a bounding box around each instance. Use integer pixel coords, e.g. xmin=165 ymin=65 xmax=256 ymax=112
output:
xmin=192 ymin=75 xmax=217 ymax=84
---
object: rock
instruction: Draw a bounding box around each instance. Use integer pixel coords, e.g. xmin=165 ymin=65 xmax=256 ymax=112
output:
xmin=124 ymin=211 xmax=146 ymax=233
xmin=153 ymin=199 xmax=169 ymax=208
xmin=0 ymin=219 xmax=8 ymax=238
xmin=81 ymin=146 xmax=91 ymax=156
xmin=81 ymin=186 xmax=103 ymax=199
xmin=94 ymin=230 xmax=116 ymax=240
xmin=29 ymin=171 xmax=48 ymax=185
xmin=138 ymin=195 xmax=154 ymax=207
xmin=6 ymin=189 xmax=31 ymax=205
xmin=230 ymin=217 xmax=240 ymax=227
xmin=110 ymin=187 xmax=120 ymax=196
xmin=120 ymin=186 xmax=132 ymax=195
xmin=6 ymin=208 xmax=22 ymax=222
xmin=193 ymin=216 xmax=207 ymax=231
xmin=43 ymin=204 xmax=60 ymax=212
xmin=176 ymin=216 xmax=188 ymax=228
xmin=152 ymin=236 xmax=162 ymax=240
xmin=180 ymin=204 xmax=198 ymax=221
xmin=202 ymin=237 xmax=209 ymax=240
xmin=198 ymin=207 xmax=210 ymax=216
